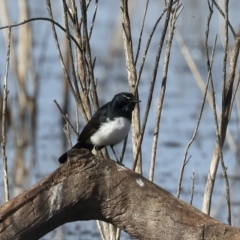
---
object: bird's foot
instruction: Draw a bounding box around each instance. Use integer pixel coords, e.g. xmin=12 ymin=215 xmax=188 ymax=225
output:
xmin=116 ymin=159 xmax=125 ymax=166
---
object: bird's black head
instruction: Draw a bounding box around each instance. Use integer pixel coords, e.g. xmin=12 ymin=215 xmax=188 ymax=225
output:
xmin=111 ymin=92 xmax=140 ymax=113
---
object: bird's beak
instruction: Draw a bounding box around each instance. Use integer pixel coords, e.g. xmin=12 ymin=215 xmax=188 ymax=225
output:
xmin=132 ymin=98 xmax=141 ymax=103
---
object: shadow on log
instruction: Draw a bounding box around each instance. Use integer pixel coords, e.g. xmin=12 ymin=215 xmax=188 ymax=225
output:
xmin=0 ymin=149 xmax=240 ymax=239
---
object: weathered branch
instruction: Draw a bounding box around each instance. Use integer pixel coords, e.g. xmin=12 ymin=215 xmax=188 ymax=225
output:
xmin=1 ymin=27 xmax=11 ymax=202
xmin=0 ymin=149 xmax=240 ymax=240
xmin=120 ymin=0 xmax=142 ymax=173
xmin=202 ymin=26 xmax=240 ymax=215
xmin=0 ymin=17 xmax=83 ymax=54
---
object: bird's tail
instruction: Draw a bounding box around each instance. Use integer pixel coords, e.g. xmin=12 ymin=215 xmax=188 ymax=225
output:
xmin=58 ymin=142 xmax=94 ymax=164
xmin=58 ymin=151 xmax=68 ymax=164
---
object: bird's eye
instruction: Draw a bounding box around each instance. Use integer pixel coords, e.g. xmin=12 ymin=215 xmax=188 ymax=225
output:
xmin=122 ymin=94 xmax=130 ymax=100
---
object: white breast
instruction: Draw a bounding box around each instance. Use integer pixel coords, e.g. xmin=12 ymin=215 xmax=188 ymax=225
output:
xmin=90 ymin=117 xmax=131 ymax=147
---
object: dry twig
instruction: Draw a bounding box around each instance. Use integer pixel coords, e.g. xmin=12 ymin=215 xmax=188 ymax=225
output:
xmin=208 ymin=36 xmax=231 ymax=224
xmin=89 ymin=0 xmax=98 ymax=39
xmin=149 ymin=2 xmax=182 ymax=182
xmin=0 ymin=17 xmax=83 ymax=53
xmin=190 ymin=169 xmax=195 ymax=205
xmin=53 ymin=99 xmax=78 ymax=136
xmin=222 ymin=0 xmax=229 ymax=110
xmin=176 ymin=2 xmax=216 ymax=199
xmin=132 ymin=7 xmax=170 ymax=170
xmin=132 ymin=1 xmax=173 ymax=172
xmin=177 ymin=31 xmax=216 ymax=198
xmin=120 ymin=0 xmax=142 ymax=173
xmin=228 ymin=64 xmax=240 ymax=123
xmin=211 ymin=0 xmax=235 ymax=37
xmin=62 ymin=0 xmax=81 ymax=101
xmin=1 ymin=28 xmax=11 ymax=202
xmin=134 ymin=0 xmax=149 ymax=66
xmin=80 ymin=0 xmax=99 ymax=111
xmin=202 ymin=25 xmax=240 ymax=215
xmin=46 ymin=0 xmax=85 ymax=117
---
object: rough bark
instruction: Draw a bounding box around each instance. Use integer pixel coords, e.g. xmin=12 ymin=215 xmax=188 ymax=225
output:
xmin=0 ymin=149 xmax=239 ymax=240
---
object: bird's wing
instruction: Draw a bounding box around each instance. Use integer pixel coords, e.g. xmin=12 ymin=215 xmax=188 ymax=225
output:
xmin=77 ymin=102 xmax=109 ymax=142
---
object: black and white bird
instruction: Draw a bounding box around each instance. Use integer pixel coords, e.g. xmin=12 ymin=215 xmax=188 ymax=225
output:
xmin=58 ymin=92 xmax=140 ymax=164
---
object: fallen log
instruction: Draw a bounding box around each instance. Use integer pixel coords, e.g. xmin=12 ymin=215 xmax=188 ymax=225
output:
xmin=0 ymin=149 xmax=239 ymax=240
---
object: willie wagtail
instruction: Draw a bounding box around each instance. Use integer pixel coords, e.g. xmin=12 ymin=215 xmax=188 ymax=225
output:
xmin=58 ymin=92 xmax=140 ymax=164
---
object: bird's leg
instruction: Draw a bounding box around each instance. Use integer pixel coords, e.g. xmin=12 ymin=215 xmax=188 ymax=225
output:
xmin=94 ymin=145 xmax=100 ymax=156
xmin=110 ymin=145 xmax=121 ymax=164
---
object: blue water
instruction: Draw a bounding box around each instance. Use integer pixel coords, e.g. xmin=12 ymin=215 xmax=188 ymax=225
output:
xmin=1 ymin=0 xmax=240 ymax=239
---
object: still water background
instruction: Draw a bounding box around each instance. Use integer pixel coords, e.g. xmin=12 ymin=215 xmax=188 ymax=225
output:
xmin=1 ymin=1 xmax=240 ymax=239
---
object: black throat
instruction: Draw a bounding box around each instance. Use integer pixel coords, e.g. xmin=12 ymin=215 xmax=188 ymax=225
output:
xmin=107 ymin=103 xmax=133 ymax=121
